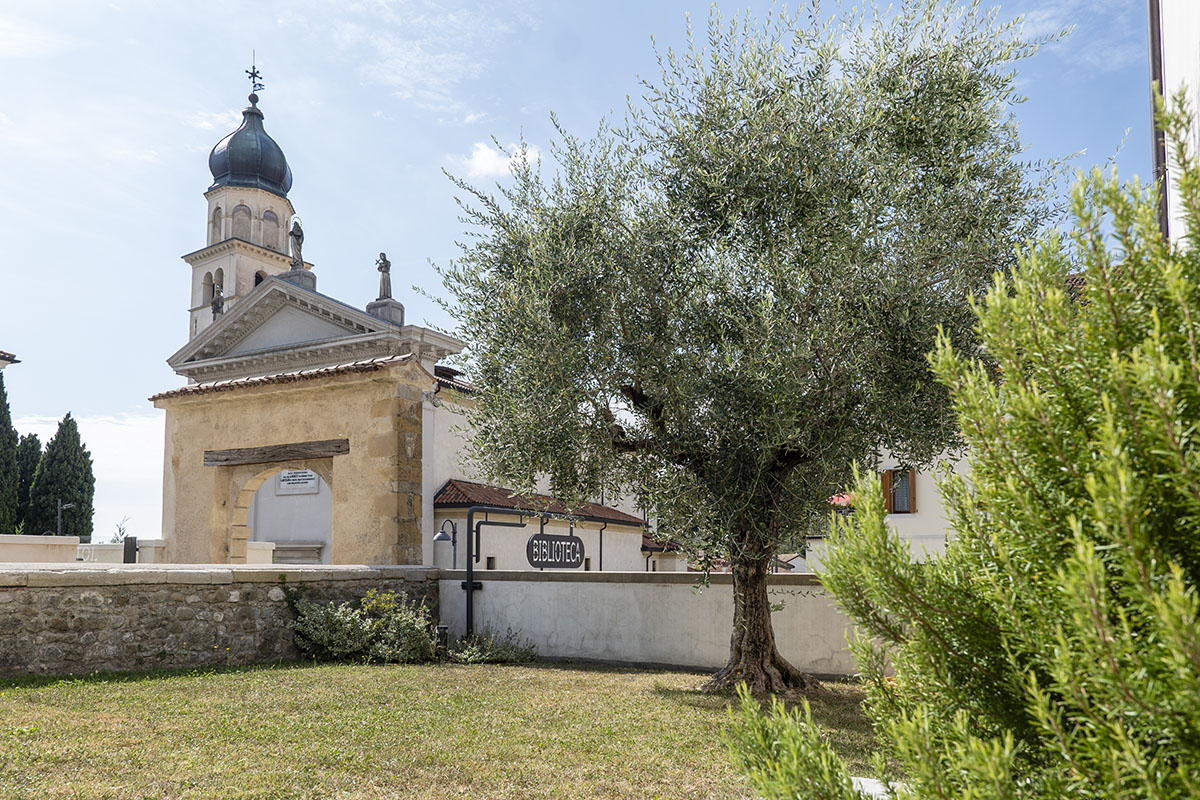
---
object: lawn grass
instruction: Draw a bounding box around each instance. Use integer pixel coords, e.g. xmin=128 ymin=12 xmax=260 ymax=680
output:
xmin=0 ymin=662 xmax=875 ymax=799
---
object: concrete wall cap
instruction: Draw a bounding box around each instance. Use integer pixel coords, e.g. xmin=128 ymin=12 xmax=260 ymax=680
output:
xmin=25 ymin=569 xmax=171 ymax=587
xmin=0 ymin=534 xmax=80 ymax=544
xmin=437 ymin=569 xmax=824 ymax=587
xmin=165 ymin=569 xmax=235 ymax=585
xmin=0 ymin=571 xmax=29 ymax=587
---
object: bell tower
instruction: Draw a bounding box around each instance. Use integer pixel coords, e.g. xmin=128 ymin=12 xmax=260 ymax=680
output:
xmin=183 ymin=72 xmax=304 ymax=339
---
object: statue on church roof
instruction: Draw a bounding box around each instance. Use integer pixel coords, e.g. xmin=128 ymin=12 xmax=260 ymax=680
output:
xmin=289 ymin=220 xmax=304 ymax=269
xmin=376 ymin=252 xmax=392 ymax=301
xmin=211 ymin=283 xmax=224 ymax=319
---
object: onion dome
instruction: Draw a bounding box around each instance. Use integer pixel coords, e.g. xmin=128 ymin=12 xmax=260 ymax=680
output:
xmin=208 ymin=93 xmax=293 ymax=198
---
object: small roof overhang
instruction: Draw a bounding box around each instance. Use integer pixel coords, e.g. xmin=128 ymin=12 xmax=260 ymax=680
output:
xmin=434 ymin=479 xmax=647 ymax=529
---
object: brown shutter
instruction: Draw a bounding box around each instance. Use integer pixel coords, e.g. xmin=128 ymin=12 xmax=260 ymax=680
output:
xmin=908 ymin=470 xmax=917 ymax=514
xmin=880 ymin=470 xmax=893 ymax=514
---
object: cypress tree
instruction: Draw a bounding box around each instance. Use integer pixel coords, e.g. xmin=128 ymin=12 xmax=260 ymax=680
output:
xmin=15 ymin=432 xmax=41 ymax=530
xmin=0 ymin=374 xmax=18 ymax=535
xmin=26 ymin=414 xmax=94 ymax=542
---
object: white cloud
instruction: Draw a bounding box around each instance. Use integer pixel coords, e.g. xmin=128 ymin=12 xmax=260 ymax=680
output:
xmin=179 ymin=110 xmax=242 ymax=131
xmin=0 ymin=18 xmax=74 ymax=58
xmin=449 ymin=141 xmax=540 ymax=179
xmin=282 ymin=2 xmax=528 ymax=112
xmin=1015 ymin=0 xmax=1143 ymax=73
xmin=463 ymin=111 xmax=488 ymax=124
xmin=15 ymin=412 xmax=164 ymax=542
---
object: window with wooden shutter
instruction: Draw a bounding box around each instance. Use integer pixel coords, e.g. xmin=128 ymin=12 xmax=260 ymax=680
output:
xmin=881 ymin=469 xmax=916 ymax=514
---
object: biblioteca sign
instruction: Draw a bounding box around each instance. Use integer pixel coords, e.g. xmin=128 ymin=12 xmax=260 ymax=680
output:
xmin=526 ymin=532 xmax=585 ymax=569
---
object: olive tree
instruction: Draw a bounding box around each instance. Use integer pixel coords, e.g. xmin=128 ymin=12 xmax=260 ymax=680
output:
xmin=440 ymin=1 xmax=1053 ymax=694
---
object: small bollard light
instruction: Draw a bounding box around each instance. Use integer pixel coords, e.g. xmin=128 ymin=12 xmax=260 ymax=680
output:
xmin=435 ymin=625 xmax=449 ymax=653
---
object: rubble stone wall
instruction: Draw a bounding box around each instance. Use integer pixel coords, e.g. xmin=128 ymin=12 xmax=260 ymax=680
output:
xmin=0 ymin=565 xmax=438 ymax=678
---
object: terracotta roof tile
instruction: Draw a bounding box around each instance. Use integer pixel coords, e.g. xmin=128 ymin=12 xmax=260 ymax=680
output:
xmin=641 ymin=533 xmax=683 ymax=553
xmin=433 ymin=365 xmax=475 ymax=393
xmin=149 ymin=354 xmax=415 ymax=401
xmin=434 ymin=479 xmax=646 ymax=527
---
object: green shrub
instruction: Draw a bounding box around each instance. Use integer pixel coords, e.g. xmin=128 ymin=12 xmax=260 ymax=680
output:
xmin=448 ymin=627 xmax=537 ymax=665
xmin=361 ymin=589 xmax=437 ymax=664
xmin=728 ymin=97 xmax=1200 ymax=799
xmin=292 ymin=590 xmax=436 ymax=664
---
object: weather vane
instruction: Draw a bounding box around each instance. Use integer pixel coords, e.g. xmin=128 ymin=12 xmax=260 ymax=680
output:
xmin=246 ymin=52 xmax=264 ymax=94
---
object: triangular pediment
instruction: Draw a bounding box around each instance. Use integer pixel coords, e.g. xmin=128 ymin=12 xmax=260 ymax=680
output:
xmin=224 ymin=305 xmax=356 ymax=356
xmin=167 ymin=278 xmax=402 ymax=374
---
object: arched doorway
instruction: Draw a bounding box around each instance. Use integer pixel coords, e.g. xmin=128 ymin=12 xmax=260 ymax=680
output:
xmin=247 ymin=468 xmax=333 ymax=564
xmin=227 ymin=460 xmax=334 ymax=565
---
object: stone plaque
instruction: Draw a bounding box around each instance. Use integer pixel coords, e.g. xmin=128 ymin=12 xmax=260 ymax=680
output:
xmin=276 ymin=469 xmax=319 ymax=496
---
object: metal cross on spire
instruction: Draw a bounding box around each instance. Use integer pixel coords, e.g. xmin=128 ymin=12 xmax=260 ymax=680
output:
xmin=245 ymin=53 xmax=264 ymax=94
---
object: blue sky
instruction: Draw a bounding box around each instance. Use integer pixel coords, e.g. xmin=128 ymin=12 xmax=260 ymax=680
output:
xmin=0 ymin=0 xmax=1153 ymax=540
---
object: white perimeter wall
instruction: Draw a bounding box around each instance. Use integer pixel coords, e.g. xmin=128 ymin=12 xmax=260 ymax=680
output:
xmin=439 ymin=571 xmax=858 ymax=676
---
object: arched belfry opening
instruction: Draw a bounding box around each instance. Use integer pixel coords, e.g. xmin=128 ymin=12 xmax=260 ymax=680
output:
xmin=262 ymin=210 xmax=281 ymax=252
xmin=232 ymin=204 xmax=251 ymax=240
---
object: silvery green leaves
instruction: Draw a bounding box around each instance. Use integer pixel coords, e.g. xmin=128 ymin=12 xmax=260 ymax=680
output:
xmin=440 ymin=1 xmax=1053 ymax=693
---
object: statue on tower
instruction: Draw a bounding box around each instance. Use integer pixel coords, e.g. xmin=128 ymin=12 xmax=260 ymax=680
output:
xmin=211 ymin=283 xmax=224 ymax=319
xmin=376 ymin=252 xmax=392 ymax=301
xmin=289 ymin=220 xmax=304 ymax=269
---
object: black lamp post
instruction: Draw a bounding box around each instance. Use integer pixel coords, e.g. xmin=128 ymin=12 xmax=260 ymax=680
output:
xmin=55 ymin=499 xmax=75 ymax=537
xmin=433 ymin=519 xmax=458 ymax=569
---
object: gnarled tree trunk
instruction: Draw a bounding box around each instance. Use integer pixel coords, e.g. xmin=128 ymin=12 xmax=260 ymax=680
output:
xmin=705 ymin=548 xmax=822 ymax=697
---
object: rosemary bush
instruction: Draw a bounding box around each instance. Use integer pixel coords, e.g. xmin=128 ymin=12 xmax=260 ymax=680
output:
xmin=728 ymin=100 xmax=1200 ymax=800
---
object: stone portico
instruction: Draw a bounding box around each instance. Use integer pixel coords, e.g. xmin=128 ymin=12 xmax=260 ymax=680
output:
xmin=153 ymin=356 xmax=433 ymax=565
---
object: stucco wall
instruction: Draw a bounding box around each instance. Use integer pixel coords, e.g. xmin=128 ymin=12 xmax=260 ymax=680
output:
xmin=791 ymin=455 xmax=968 ymax=572
xmin=431 ymin=510 xmax=647 ymax=572
xmin=77 ymin=540 xmax=168 ymax=564
xmin=419 ymin=394 xmax=676 ymax=572
xmin=154 ymin=361 xmax=427 ymax=565
xmin=439 ymin=571 xmax=858 ymax=676
xmin=421 ymin=394 xmax=479 ymax=565
xmin=0 ymin=535 xmax=79 ymax=563
xmin=0 ymin=564 xmax=436 ymax=678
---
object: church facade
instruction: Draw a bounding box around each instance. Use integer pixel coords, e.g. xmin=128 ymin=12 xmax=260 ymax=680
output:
xmin=152 ymin=88 xmax=656 ymax=569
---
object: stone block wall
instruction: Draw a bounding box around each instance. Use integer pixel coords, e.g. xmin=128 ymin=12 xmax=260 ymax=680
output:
xmin=0 ymin=565 xmax=438 ymax=678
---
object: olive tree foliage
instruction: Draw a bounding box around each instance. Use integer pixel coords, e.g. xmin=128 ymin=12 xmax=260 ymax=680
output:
xmin=729 ymin=100 xmax=1200 ymax=799
xmin=439 ymin=1 xmax=1054 ymax=692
